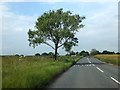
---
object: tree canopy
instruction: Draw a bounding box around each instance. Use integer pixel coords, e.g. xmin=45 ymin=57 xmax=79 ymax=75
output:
xmin=28 ymin=8 xmax=85 ymax=60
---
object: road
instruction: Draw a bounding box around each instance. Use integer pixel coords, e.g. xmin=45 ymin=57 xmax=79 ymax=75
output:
xmin=47 ymin=57 xmax=119 ymax=88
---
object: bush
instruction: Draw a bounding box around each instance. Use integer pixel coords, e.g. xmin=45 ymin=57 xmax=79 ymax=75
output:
xmin=35 ymin=53 xmax=40 ymax=56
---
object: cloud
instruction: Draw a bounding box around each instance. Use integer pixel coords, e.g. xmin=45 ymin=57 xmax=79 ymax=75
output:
xmin=0 ymin=0 xmax=119 ymax=2
xmin=2 ymin=6 xmax=38 ymax=34
xmin=1 ymin=3 xmax=59 ymax=55
xmin=0 ymin=3 xmax=9 ymax=12
xmin=1 ymin=4 xmax=39 ymax=55
xmin=74 ymin=3 xmax=118 ymax=52
xmin=1 ymin=2 xmax=118 ymax=55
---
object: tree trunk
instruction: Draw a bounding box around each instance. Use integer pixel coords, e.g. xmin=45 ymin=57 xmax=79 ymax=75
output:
xmin=54 ymin=44 xmax=58 ymax=60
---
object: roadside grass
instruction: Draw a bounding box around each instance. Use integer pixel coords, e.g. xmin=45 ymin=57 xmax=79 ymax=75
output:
xmin=0 ymin=56 xmax=2 ymax=89
xmin=94 ymin=54 xmax=120 ymax=66
xmin=2 ymin=55 xmax=80 ymax=88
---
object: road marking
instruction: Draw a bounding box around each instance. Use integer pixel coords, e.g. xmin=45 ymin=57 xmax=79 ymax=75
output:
xmin=109 ymin=63 xmax=114 ymax=66
xmin=92 ymin=64 xmax=95 ymax=66
xmin=110 ymin=77 xmax=120 ymax=84
xmin=87 ymin=58 xmax=91 ymax=63
xmin=96 ymin=67 xmax=104 ymax=73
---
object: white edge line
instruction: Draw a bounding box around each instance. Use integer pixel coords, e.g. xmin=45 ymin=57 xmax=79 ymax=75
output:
xmin=110 ymin=77 xmax=120 ymax=84
xmin=96 ymin=67 xmax=104 ymax=73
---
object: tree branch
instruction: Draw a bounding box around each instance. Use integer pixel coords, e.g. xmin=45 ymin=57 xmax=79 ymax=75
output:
xmin=58 ymin=43 xmax=64 ymax=48
xmin=44 ymin=42 xmax=55 ymax=50
xmin=58 ymin=38 xmax=70 ymax=48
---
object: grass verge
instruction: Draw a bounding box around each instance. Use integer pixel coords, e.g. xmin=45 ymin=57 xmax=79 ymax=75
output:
xmin=2 ymin=55 xmax=80 ymax=88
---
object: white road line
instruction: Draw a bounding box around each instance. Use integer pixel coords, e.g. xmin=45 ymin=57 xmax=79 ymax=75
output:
xmin=96 ymin=67 xmax=104 ymax=73
xmin=87 ymin=58 xmax=91 ymax=63
xmin=92 ymin=64 xmax=95 ymax=66
xmin=110 ymin=77 xmax=120 ymax=84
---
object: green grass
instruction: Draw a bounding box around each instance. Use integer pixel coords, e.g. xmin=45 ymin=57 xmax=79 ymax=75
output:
xmin=94 ymin=54 xmax=120 ymax=66
xmin=2 ymin=55 xmax=80 ymax=88
xmin=0 ymin=56 xmax=2 ymax=89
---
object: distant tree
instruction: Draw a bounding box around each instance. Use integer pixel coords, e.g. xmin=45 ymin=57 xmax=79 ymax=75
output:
xmin=102 ymin=50 xmax=115 ymax=54
xmin=20 ymin=54 xmax=24 ymax=57
xmin=48 ymin=52 xmax=54 ymax=56
xmin=35 ymin=53 xmax=40 ymax=56
xmin=80 ymin=50 xmax=89 ymax=57
xmin=76 ymin=52 xmax=79 ymax=56
xmin=90 ymin=49 xmax=99 ymax=55
xmin=85 ymin=51 xmax=90 ymax=56
xmin=70 ymin=51 xmax=76 ymax=56
xmin=111 ymin=51 xmax=115 ymax=54
xmin=41 ymin=52 xmax=49 ymax=56
xmin=15 ymin=54 xmax=19 ymax=57
xmin=102 ymin=50 xmax=108 ymax=54
xmin=116 ymin=52 xmax=120 ymax=54
xmin=79 ymin=50 xmax=85 ymax=55
xmin=28 ymin=8 xmax=85 ymax=60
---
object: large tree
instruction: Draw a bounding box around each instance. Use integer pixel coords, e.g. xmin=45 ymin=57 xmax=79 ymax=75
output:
xmin=28 ymin=8 xmax=85 ymax=60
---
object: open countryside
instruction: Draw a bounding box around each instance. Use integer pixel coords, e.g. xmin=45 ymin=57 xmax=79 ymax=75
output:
xmin=2 ymin=53 xmax=120 ymax=88
xmin=1 ymin=2 xmax=119 ymax=89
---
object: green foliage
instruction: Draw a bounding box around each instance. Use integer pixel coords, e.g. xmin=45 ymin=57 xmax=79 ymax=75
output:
xmin=102 ymin=50 xmax=115 ymax=54
xmin=48 ymin=52 xmax=54 ymax=56
xmin=80 ymin=50 xmax=89 ymax=57
xmin=69 ymin=51 xmax=76 ymax=55
xmin=35 ymin=53 xmax=40 ymax=56
xmin=90 ymin=49 xmax=99 ymax=56
xmin=64 ymin=38 xmax=78 ymax=53
xmin=41 ymin=52 xmax=49 ymax=56
xmin=28 ymin=8 xmax=85 ymax=60
xmin=2 ymin=56 xmax=80 ymax=88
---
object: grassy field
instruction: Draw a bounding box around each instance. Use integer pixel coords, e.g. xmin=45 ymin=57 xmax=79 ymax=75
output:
xmin=0 ymin=56 xmax=2 ymax=89
xmin=2 ymin=55 xmax=80 ymax=88
xmin=94 ymin=54 xmax=120 ymax=66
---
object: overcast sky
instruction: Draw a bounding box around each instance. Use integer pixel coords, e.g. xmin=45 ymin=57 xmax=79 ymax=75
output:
xmin=0 ymin=1 xmax=118 ymax=55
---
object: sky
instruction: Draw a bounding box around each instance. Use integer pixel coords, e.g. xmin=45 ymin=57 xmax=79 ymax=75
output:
xmin=0 ymin=1 xmax=118 ymax=55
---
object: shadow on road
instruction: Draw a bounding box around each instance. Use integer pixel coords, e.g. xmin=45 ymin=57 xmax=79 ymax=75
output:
xmin=75 ymin=62 xmax=105 ymax=66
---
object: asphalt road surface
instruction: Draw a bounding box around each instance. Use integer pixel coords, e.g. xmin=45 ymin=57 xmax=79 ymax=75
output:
xmin=47 ymin=57 xmax=119 ymax=88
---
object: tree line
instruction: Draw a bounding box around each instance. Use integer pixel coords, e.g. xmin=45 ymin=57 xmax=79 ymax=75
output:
xmin=33 ymin=49 xmax=119 ymax=57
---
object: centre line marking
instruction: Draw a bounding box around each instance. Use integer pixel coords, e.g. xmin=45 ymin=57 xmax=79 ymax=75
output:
xmin=110 ymin=77 xmax=120 ymax=84
xmin=87 ymin=58 xmax=91 ymax=63
xmin=96 ymin=67 xmax=104 ymax=73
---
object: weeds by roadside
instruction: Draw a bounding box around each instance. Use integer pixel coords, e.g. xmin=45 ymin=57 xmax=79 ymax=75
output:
xmin=2 ymin=56 xmax=80 ymax=88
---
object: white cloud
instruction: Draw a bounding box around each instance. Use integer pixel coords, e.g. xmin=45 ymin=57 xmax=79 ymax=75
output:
xmin=0 ymin=0 xmax=119 ymax=2
xmin=2 ymin=8 xmax=38 ymax=34
xmin=1 ymin=4 xmax=39 ymax=55
xmin=1 ymin=2 xmax=118 ymax=55
xmin=74 ymin=3 xmax=118 ymax=52
xmin=0 ymin=3 xmax=9 ymax=12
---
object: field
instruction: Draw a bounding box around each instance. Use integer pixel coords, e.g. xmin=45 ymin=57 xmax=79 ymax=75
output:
xmin=2 ymin=55 xmax=80 ymax=88
xmin=94 ymin=54 xmax=120 ymax=66
xmin=0 ymin=56 xmax=1 ymax=89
